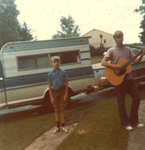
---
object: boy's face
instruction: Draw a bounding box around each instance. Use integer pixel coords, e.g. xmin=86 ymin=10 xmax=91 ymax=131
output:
xmin=115 ymin=35 xmax=124 ymax=46
xmin=52 ymin=60 xmax=60 ymax=70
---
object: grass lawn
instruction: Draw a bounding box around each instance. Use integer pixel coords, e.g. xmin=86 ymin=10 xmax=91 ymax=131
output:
xmin=0 ymin=86 xmax=145 ymax=150
xmin=56 ymin=99 xmax=129 ymax=150
xmin=56 ymin=87 xmax=145 ymax=150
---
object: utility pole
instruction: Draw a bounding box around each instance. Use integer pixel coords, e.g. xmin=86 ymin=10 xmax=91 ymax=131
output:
xmin=100 ymin=34 xmax=103 ymax=51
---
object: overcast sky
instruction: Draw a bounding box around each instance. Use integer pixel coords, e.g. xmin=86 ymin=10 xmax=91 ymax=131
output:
xmin=16 ymin=0 xmax=143 ymax=44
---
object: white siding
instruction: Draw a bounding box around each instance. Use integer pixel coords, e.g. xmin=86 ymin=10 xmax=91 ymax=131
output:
xmin=83 ymin=29 xmax=114 ymax=48
xmin=2 ymin=45 xmax=91 ymax=78
xmin=6 ymin=76 xmax=95 ymax=103
xmin=81 ymin=52 xmax=91 ymax=59
xmin=6 ymin=83 xmax=47 ymax=102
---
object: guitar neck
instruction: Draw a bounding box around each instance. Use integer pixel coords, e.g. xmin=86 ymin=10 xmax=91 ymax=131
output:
xmin=124 ymin=49 xmax=143 ymax=67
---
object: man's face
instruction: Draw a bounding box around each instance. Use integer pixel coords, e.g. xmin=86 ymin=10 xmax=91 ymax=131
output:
xmin=115 ymin=35 xmax=124 ymax=46
xmin=52 ymin=60 xmax=60 ymax=69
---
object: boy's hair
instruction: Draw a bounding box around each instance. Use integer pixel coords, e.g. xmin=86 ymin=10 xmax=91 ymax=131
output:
xmin=113 ymin=30 xmax=124 ymax=39
xmin=51 ymin=56 xmax=60 ymax=63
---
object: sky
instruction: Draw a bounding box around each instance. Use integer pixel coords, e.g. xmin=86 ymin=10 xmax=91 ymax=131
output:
xmin=15 ymin=0 xmax=143 ymax=44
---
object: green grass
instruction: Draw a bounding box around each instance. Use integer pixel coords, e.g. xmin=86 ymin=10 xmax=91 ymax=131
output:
xmin=55 ymin=87 xmax=145 ymax=150
xmin=0 ymin=87 xmax=145 ymax=150
xmin=56 ymin=99 xmax=130 ymax=150
xmin=91 ymin=56 xmax=103 ymax=64
xmin=0 ymin=108 xmax=76 ymax=150
xmin=0 ymin=113 xmax=55 ymax=150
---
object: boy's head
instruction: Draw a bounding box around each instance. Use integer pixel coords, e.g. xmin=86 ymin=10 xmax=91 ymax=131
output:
xmin=113 ymin=30 xmax=124 ymax=39
xmin=113 ymin=30 xmax=124 ymax=46
xmin=51 ymin=56 xmax=60 ymax=63
xmin=51 ymin=56 xmax=60 ymax=70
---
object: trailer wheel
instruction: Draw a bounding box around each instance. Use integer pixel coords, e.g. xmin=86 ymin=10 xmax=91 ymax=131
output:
xmin=43 ymin=91 xmax=71 ymax=112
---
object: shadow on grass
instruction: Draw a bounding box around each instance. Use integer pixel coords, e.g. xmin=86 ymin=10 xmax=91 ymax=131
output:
xmin=0 ymin=105 xmax=52 ymax=125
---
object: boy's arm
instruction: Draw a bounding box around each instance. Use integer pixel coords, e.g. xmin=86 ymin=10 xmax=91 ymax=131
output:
xmin=48 ymin=82 xmax=55 ymax=104
xmin=64 ymin=80 xmax=68 ymax=102
xmin=132 ymin=49 xmax=145 ymax=65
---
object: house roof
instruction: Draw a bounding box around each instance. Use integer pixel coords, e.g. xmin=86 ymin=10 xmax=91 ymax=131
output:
xmin=82 ymin=29 xmax=113 ymax=37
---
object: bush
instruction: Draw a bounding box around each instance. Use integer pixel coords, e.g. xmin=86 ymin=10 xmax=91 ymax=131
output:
xmin=89 ymin=44 xmax=109 ymax=56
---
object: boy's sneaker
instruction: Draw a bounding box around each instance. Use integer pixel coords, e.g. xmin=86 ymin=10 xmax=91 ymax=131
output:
xmin=62 ymin=127 xmax=68 ymax=133
xmin=125 ymin=126 xmax=133 ymax=131
xmin=53 ymin=127 xmax=60 ymax=134
xmin=136 ymin=123 xmax=144 ymax=128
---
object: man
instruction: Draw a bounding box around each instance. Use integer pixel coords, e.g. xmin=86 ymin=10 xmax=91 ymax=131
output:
xmin=101 ymin=30 xmax=145 ymax=131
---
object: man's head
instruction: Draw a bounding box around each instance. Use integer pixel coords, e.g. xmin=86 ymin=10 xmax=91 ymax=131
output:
xmin=113 ymin=30 xmax=124 ymax=47
xmin=51 ymin=56 xmax=60 ymax=70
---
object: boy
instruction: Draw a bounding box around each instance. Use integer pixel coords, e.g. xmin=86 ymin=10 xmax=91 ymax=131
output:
xmin=101 ymin=30 xmax=145 ymax=131
xmin=47 ymin=56 xmax=69 ymax=133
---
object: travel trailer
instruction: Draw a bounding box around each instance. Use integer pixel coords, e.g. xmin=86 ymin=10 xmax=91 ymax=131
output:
xmin=0 ymin=37 xmax=95 ymax=111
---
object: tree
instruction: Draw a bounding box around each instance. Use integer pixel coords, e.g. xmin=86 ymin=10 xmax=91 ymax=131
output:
xmin=134 ymin=6 xmax=145 ymax=43
xmin=18 ymin=22 xmax=35 ymax=41
xmin=0 ymin=0 xmax=34 ymax=48
xmin=52 ymin=15 xmax=80 ymax=39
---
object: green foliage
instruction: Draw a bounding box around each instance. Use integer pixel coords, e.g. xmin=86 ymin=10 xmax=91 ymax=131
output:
xmin=52 ymin=15 xmax=80 ymax=39
xmin=134 ymin=6 xmax=145 ymax=43
xmin=18 ymin=22 xmax=35 ymax=41
xmin=89 ymin=44 xmax=96 ymax=56
xmin=0 ymin=0 xmax=34 ymax=48
xmin=89 ymin=44 xmax=108 ymax=56
xmin=126 ymin=43 xmax=145 ymax=48
xmin=0 ymin=0 xmax=20 ymax=47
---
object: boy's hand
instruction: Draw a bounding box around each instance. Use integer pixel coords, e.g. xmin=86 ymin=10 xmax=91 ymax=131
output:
xmin=142 ymin=49 xmax=145 ymax=55
xmin=64 ymin=95 xmax=68 ymax=102
xmin=51 ymin=97 xmax=55 ymax=105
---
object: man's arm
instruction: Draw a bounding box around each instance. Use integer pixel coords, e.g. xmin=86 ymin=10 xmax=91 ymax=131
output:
xmin=101 ymin=56 xmax=124 ymax=70
xmin=132 ymin=50 xmax=145 ymax=65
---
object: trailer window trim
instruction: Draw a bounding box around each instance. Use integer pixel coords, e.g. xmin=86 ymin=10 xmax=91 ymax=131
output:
xmin=17 ymin=54 xmax=50 ymax=70
xmin=50 ymin=50 xmax=81 ymax=66
xmin=17 ymin=50 xmax=81 ymax=71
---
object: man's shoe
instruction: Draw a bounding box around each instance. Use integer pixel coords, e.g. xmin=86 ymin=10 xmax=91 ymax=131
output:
xmin=125 ymin=126 xmax=133 ymax=131
xmin=53 ymin=127 xmax=60 ymax=134
xmin=62 ymin=127 xmax=68 ymax=133
xmin=136 ymin=123 xmax=144 ymax=128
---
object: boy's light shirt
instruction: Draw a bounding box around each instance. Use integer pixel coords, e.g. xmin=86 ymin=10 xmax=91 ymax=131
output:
xmin=47 ymin=68 xmax=68 ymax=90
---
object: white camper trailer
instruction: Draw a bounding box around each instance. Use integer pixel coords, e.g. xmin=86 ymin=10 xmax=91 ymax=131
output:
xmin=0 ymin=37 xmax=95 ymax=111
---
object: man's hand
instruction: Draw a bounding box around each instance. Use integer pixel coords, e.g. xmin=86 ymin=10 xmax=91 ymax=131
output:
xmin=114 ymin=64 xmax=125 ymax=71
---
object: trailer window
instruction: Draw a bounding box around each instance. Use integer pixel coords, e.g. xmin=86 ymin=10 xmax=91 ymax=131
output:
xmin=18 ymin=54 xmax=49 ymax=70
xmin=50 ymin=50 xmax=80 ymax=65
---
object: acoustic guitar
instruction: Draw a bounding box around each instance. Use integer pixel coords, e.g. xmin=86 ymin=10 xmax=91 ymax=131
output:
xmin=104 ymin=46 xmax=143 ymax=86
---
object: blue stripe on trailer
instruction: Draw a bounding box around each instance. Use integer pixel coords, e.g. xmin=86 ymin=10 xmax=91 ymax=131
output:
xmin=4 ymin=67 xmax=94 ymax=89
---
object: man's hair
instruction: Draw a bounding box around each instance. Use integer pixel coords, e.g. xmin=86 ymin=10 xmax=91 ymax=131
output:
xmin=51 ymin=56 xmax=60 ymax=62
xmin=113 ymin=30 xmax=124 ymax=39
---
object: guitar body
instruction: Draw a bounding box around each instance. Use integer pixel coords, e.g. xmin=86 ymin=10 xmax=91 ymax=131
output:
xmin=104 ymin=58 xmax=132 ymax=86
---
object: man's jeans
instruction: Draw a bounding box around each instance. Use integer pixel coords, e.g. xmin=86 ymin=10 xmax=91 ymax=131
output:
xmin=115 ymin=79 xmax=141 ymax=127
